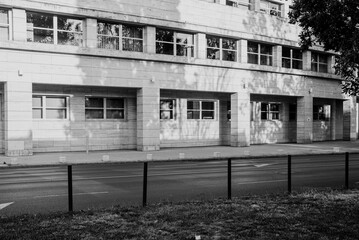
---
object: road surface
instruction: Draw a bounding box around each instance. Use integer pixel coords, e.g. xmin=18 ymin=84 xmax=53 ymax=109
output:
xmin=1 ymin=153 xmax=358 ymax=216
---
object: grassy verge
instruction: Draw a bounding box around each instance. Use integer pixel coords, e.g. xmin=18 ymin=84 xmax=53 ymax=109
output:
xmin=1 ymin=189 xmax=359 ymax=240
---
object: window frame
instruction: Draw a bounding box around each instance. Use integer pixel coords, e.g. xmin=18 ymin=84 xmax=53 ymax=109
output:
xmin=247 ymin=41 xmax=273 ymax=66
xmin=313 ymin=105 xmax=331 ymax=121
xmin=156 ymin=28 xmax=195 ymax=57
xmin=260 ymin=0 xmax=282 ymax=17
xmin=32 ymin=95 xmax=69 ymax=120
xmin=0 ymin=8 xmax=11 ymax=41
xmin=311 ymin=52 xmax=329 ymax=73
xmin=160 ymin=99 xmax=176 ymax=120
xmin=282 ymin=47 xmax=303 ymax=69
xmin=26 ymin=12 xmax=83 ymax=46
xmin=187 ymin=100 xmax=216 ymax=120
xmin=207 ymin=35 xmax=237 ymax=62
xmin=260 ymin=102 xmax=280 ymax=120
xmin=85 ymin=97 xmax=126 ymax=120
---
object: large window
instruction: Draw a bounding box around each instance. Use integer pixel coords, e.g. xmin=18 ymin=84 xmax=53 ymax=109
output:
xmin=313 ymin=105 xmax=330 ymax=121
xmin=311 ymin=53 xmax=328 ymax=73
xmin=27 ymin=12 xmax=83 ymax=46
xmin=85 ymin=97 xmax=125 ymax=119
xmin=0 ymin=9 xmax=9 ymax=41
xmin=282 ymin=47 xmax=303 ymax=69
xmin=97 ymin=22 xmax=143 ymax=52
xmin=187 ymin=100 xmax=215 ymax=120
xmin=156 ymin=29 xmax=194 ymax=57
xmin=248 ymin=42 xmax=273 ymax=66
xmin=32 ymin=96 xmax=68 ymax=119
xmin=261 ymin=102 xmax=280 ymax=120
xmin=260 ymin=0 xmax=282 ymax=17
xmin=160 ymin=99 xmax=175 ymax=120
xmin=207 ymin=36 xmax=237 ymax=62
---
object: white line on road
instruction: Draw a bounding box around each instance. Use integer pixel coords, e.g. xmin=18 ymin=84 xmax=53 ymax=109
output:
xmin=237 ymin=179 xmax=286 ymax=185
xmin=0 ymin=202 xmax=14 ymax=210
xmin=33 ymin=191 xmax=109 ymax=199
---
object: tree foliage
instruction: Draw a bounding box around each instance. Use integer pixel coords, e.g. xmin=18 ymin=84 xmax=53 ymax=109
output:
xmin=289 ymin=0 xmax=359 ymax=96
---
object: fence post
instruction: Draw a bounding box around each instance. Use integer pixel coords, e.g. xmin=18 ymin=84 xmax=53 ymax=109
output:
xmin=143 ymin=162 xmax=148 ymax=207
xmin=67 ymin=165 xmax=73 ymax=212
xmin=288 ymin=155 xmax=292 ymax=194
xmin=345 ymin=152 xmax=349 ymax=190
xmin=227 ymin=158 xmax=232 ymax=200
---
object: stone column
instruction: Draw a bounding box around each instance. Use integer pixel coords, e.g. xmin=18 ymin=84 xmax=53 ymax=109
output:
xmin=4 ymin=76 xmax=33 ymax=156
xmin=12 ymin=8 xmax=26 ymax=42
xmin=84 ymin=18 xmax=97 ymax=49
xmin=197 ymin=33 xmax=206 ymax=59
xmin=330 ymin=99 xmax=337 ymax=140
xmin=144 ymin=26 xmax=156 ymax=54
xmin=343 ymin=96 xmax=358 ymax=141
xmin=273 ymin=45 xmax=282 ymax=68
xmin=296 ymin=95 xmax=313 ymax=143
xmin=238 ymin=39 xmax=248 ymax=63
xmin=137 ymin=87 xmax=160 ymax=151
xmin=302 ymin=50 xmax=312 ymax=71
xmin=230 ymin=92 xmax=250 ymax=147
xmin=328 ymin=55 xmax=336 ymax=74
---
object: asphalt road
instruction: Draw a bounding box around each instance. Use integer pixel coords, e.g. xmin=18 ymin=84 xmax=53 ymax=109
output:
xmin=1 ymin=154 xmax=359 ymax=216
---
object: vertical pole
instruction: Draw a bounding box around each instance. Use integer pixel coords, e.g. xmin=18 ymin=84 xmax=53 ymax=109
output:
xmin=67 ymin=165 xmax=73 ymax=212
xmin=288 ymin=155 xmax=292 ymax=194
xmin=227 ymin=159 xmax=232 ymax=200
xmin=143 ymin=162 xmax=148 ymax=207
xmin=345 ymin=152 xmax=349 ymax=190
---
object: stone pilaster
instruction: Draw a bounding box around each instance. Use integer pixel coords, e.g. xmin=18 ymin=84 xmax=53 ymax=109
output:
xmin=85 ymin=18 xmax=97 ymax=49
xmin=296 ymin=96 xmax=313 ymax=143
xmin=238 ymin=39 xmax=248 ymax=63
xmin=343 ymin=96 xmax=358 ymax=141
xmin=12 ymin=8 xmax=26 ymax=42
xmin=273 ymin=45 xmax=282 ymax=68
xmin=230 ymin=92 xmax=250 ymax=147
xmin=144 ymin=26 xmax=156 ymax=54
xmin=197 ymin=33 xmax=206 ymax=59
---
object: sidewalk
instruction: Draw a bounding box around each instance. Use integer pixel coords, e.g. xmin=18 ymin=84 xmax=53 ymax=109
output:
xmin=1 ymin=140 xmax=359 ymax=167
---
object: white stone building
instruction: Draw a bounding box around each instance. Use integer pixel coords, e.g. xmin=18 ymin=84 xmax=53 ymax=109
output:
xmin=0 ymin=0 xmax=357 ymax=156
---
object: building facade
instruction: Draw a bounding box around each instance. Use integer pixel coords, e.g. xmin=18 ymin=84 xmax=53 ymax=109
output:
xmin=0 ymin=0 xmax=357 ymax=156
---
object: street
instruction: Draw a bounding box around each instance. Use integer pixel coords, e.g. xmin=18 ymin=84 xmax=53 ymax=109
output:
xmin=1 ymin=153 xmax=359 ymax=216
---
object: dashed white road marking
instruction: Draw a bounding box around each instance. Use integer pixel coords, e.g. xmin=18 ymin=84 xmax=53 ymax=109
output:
xmin=33 ymin=191 xmax=109 ymax=199
xmin=0 ymin=202 xmax=14 ymax=210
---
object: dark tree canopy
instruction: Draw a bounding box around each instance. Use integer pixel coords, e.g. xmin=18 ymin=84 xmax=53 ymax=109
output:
xmin=289 ymin=0 xmax=359 ymax=96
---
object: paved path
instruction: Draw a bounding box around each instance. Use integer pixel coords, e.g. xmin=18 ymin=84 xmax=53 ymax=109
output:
xmin=0 ymin=140 xmax=358 ymax=167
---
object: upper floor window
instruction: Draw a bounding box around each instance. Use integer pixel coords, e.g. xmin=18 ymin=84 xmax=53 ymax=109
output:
xmin=97 ymin=22 xmax=143 ymax=52
xmin=282 ymin=47 xmax=303 ymax=69
xmin=85 ymin=97 xmax=125 ymax=120
xmin=160 ymin=99 xmax=175 ymax=120
xmin=207 ymin=36 xmax=237 ymax=62
xmin=261 ymin=102 xmax=280 ymax=120
xmin=260 ymin=0 xmax=282 ymax=17
xmin=0 ymin=9 xmax=9 ymax=41
xmin=156 ymin=29 xmax=194 ymax=57
xmin=313 ymin=105 xmax=330 ymax=121
xmin=311 ymin=53 xmax=328 ymax=73
xmin=27 ymin=12 xmax=83 ymax=46
xmin=226 ymin=0 xmax=250 ymax=8
xmin=32 ymin=96 xmax=68 ymax=119
xmin=248 ymin=41 xmax=273 ymax=66
xmin=187 ymin=100 xmax=215 ymax=120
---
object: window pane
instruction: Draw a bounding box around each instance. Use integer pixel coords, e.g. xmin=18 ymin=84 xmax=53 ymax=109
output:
xmin=260 ymin=44 xmax=272 ymax=55
xmin=106 ymin=110 xmax=124 ymax=119
xmin=85 ymin=97 xmax=104 ymax=108
xmin=85 ymin=109 xmax=104 ymax=119
xmin=319 ymin=64 xmax=328 ymax=73
xmin=282 ymin=47 xmax=290 ymax=58
xmin=292 ymin=60 xmax=302 ymax=69
xmin=222 ymin=38 xmax=236 ymax=50
xmin=282 ymin=58 xmax=291 ymax=68
xmin=160 ymin=110 xmax=173 ymax=120
xmin=0 ymin=26 xmax=8 ymax=41
xmin=187 ymin=101 xmax=200 ymax=110
xmin=311 ymin=53 xmax=318 ymax=63
xmin=58 ymin=17 xmax=83 ymax=32
xmin=207 ymin=36 xmax=220 ymax=48
xmin=176 ymin=32 xmax=193 ymax=45
xmin=0 ymin=9 xmax=8 ymax=24
xmin=187 ymin=111 xmax=200 ymax=119
xmin=46 ymin=97 xmax=66 ymax=108
xmin=202 ymin=111 xmax=214 ymax=119
xmin=247 ymin=42 xmax=258 ymax=53
xmin=97 ymin=22 xmax=119 ymax=36
xmin=319 ymin=55 xmax=327 ymax=63
xmin=292 ymin=49 xmax=302 ymax=59
xmin=46 ymin=109 xmax=66 ymax=119
xmin=98 ymin=35 xmax=119 ymax=50
xmin=123 ymin=39 xmax=143 ymax=52
xmin=261 ymin=103 xmax=268 ymax=111
xmin=260 ymin=55 xmax=272 ymax=66
xmin=176 ymin=44 xmax=189 ymax=56
xmin=123 ymin=25 xmax=142 ymax=38
xmin=202 ymin=101 xmax=214 ymax=110
xmin=32 ymin=97 xmax=42 ymax=107
xmin=311 ymin=63 xmax=318 ymax=72
xmin=32 ymin=109 xmax=42 ymax=119
xmin=57 ymin=32 xmax=83 ymax=46
xmin=107 ymin=98 xmax=124 ymax=108
xmin=271 ymin=112 xmax=279 ymax=120
xmin=270 ymin=104 xmax=279 ymax=111
xmin=223 ymin=50 xmax=236 ymax=61
xmin=261 ymin=112 xmax=268 ymax=120
xmin=248 ymin=53 xmax=258 ymax=64
xmin=27 ymin=29 xmax=54 ymax=44
xmin=207 ymin=48 xmax=220 ymax=60
xmin=156 ymin=42 xmax=173 ymax=55
xmin=156 ymin=29 xmax=173 ymax=42
xmin=160 ymin=100 xmax=173 ymax=110
xmin=27 ymin=12 xmax=53 ymax=28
